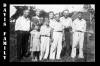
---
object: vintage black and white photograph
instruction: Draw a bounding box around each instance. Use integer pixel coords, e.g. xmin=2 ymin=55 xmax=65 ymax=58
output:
xmin=9 ymin=4 xmax=95 ymax=62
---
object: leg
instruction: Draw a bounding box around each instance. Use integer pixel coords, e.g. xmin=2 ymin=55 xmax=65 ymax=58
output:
xmin=36 ymin=40 xmax=40 ymax=60
xmin=49 ymin=42 xmax=56 ymax=59
xmin=24 ymin=32 xmax=30 ymax=56
xmin=35 ymin=51 xmax=40 ymax=61
xmin=44 ymin=38 xmax=50 ymax=59
xmin=40 ymin=37 xmax=45 ymax=60
xmin=56 ymin=33 xmax=62 ymax=59
xmin=50 ymin=32 xmax=58 ymax=59
xmin=37 ymin=51 xmax=40 ymax=61
xmin=71 ymin=32 xmax=79 ymax=58
xmin=78 ymin=33 xmax=84 ymax=58
xmin=68 ymin=32 xmax=72 ymax=56
xmin=65 ymin=32 xmax=71 ymax=56
xmin=64 ymin=28 xmax=71 ymax=56
xmin=34 ymin=51 xmax=37 ymax=61
xmin=31 ymin=51 xmax=35 ymax=61
xmin=30 ymin=35 xmax=33 ymax=52
xmin=21 ymin=32 xmax=26 ymax=57
xmin=16 ymin=31 xmax=23 ymax=60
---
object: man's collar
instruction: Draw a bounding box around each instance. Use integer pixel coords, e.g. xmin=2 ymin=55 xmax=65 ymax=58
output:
xmin=49 ymin=18 xmax=54 ymax=20
xmin=35 ymin=16 xmax=39 ymax=19
xmin=55 ymin=19 xmax=60 ymax=22
xmin=76 ymin=18 xmax=83 ymax=21
xmin=22 ymin=16 xmax=28 ymax=19
xmin=63 ymin=16 xmax=70 ymax=19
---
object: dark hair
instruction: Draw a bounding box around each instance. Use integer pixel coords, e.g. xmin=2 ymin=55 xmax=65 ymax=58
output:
xmin=48 ymin=11 xmax=54 ymax=18
xmin=78 ymin=12 xmax=83 ymax=14
xmin=62 ymin=9 xmax=69 ymax=17
xmin=49 ymin=11 xmax=54 ymax=15
xmin=55 ymin=13 xmax=60 ymax=16
xmin=62 ymin=9 xmax=69 ymax=14
xmin=23 ymin=9 xmax=29 ymax=13
xmin=77 ymin=12 xmax=83 ymax=17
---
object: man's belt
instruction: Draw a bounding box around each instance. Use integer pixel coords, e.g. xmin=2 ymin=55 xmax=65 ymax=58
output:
xmin=76 ymin=30 xmax=83 ymax=33
xmin=16 ymin=30 xmax=29 ymax=33
xmin=41 ymin=35 xmax=50 ymax=37
xmin=54 ymin=31 xmax=63 ymax=32
xmin=64 ymin=28 xmax=70 ymax=32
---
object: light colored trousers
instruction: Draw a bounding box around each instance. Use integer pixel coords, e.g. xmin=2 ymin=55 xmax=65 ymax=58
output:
xmin=40 ymin=36 xmax=50 ymax=60
xmin=50 ymin=32 xmax=63 ymax=59
xmin=71 ymin=32 xmax=84 ymax=58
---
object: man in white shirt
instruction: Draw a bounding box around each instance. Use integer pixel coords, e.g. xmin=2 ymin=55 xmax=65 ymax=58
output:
xmin=49 ymin=11 xmax=55 ymax=29
xmin=60 ymin=10 xmax=72 ymax=57
xmin=49 ymin=13 xmax=64 ymax=60
xmin=15 ymin=9 xmax=31 ymax=60
xmin=71 ymin=12 xmax=86 ymax=58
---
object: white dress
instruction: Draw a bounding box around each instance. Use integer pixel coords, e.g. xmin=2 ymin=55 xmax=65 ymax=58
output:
xmin=30 ymin=30 xmax=40 ymax=51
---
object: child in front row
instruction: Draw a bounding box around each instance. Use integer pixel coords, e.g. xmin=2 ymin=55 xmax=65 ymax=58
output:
xmin=30 ymin=25 xmax=41 ymax=61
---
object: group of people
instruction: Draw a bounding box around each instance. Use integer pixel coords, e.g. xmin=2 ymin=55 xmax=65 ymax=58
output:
xmin=15 ymin=8 xmax=86 ymax=62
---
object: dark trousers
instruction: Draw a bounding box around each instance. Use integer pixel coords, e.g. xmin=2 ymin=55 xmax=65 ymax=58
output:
xmin=64 ymin=28 xmax=71 ymax=56
xmin=16 ymin=31 xmax=29 ymax=59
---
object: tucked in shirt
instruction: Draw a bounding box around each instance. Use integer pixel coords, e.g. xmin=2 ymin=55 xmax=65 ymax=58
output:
xmin=60 ymin=17 xmax=72 ymax=28
xmin=49 ymin=19 xmax=64 ymax=32
xmin=15 ymin=16 xmax=30 ymax=31
xmin=40 ymin=25 xmax=51 ymax=36
xmin=72 ymin=18 xmax=86 ymax=32
xmin=49 ymin=19 xmax=56 ymax=29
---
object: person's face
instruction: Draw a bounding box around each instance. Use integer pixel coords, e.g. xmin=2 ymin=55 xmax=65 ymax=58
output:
xmin=36 ymin=11 xmax=40 ymax=16
xmin=46 ymin=22 xmax=49 ymax=26
xmin=78 ymin=13 xmax=82 ymax=19
xmin=23 ymin=10 xmax=29 ymax=17
xmin=44 ymin=18 xmax=49 ymax=26
xmin=49 ymin=12 xmax=54 ymax=19
xmin=35 ymin=26 xmax=39 ymax=30
xmin=45 ymin=18 xmax=49 ymax=22
xmin=55 ymin=14 xmax=60 ymax=21
xmin=63 ymin=11 xmax=69 ymax=17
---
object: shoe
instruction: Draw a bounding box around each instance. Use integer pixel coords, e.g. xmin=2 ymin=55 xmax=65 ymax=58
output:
xmin=78 ymin=55 xmax=84 ymax=58
xmin=70 ymin=57 xmax=76 ymax=62
xmin=34 ymin=58 xmax=37 ymax=62
xmin=32 ymin=59 xmax=35 ymax=61
xmin=43 ymin=58 xmax=47 ymax=61
xmin=49 ymin=58 xmax=55 ymax=61
xmin=39 ymin=56 xmax=43 ymax=61
xmin=71 ymin=56 xmax=76 ymax=59
xmin=43 ymin=57 xmax=47 ymax=60
xmin=56 ymin=57 xmax=61 ymax=60
xmin=39 ymin=57 xmax=42 ymax=61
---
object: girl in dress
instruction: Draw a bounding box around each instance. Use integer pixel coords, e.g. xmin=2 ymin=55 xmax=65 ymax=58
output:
xmin=30 ymin=25 xmax=41 ymax=61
